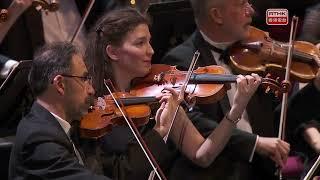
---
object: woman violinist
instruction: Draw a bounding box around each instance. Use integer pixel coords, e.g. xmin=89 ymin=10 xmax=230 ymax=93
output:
xmin=86 ymin=8 xmax=261 ymax=179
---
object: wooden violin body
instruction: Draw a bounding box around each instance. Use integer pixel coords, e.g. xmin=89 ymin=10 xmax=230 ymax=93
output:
xmin=80 ymin=92 xmax=153 ymax=138
xmin=229 ymin=26 xmax=320 ymax=83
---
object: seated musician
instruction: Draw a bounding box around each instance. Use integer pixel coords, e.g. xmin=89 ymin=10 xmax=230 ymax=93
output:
xmin=8 ymin=42 xmax=111 ymax=179
xmin=161 ymin=0 xmax=295 ymax=179
xmin=85 ymin=7 xmax=289 ymax=180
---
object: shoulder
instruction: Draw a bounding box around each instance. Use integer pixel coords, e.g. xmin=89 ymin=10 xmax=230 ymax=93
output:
xmin=14 ymin=107 xmax=71 ymax=155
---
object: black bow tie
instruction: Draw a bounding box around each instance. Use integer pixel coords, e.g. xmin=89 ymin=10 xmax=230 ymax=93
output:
xmin=205 ymin=41 xmax=230 ymax=63
xmin=206 ymin=42 xmax=225 ymax=54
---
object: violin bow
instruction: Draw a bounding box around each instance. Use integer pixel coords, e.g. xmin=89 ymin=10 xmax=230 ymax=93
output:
xmin=148 ymin=50 xmax=200 ymax=180
xmin=103 ymin=80 xmax=167 ymax=180
xmin=162 ymin=50 xmax=200 ymax=142
xmin=70 ymin=0 xmax=95 ymax=43
xmin=277 ymin=16 xmax=299 ymax=180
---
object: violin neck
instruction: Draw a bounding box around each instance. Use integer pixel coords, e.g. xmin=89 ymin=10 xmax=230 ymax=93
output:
xmin=118 ymin=96 xmax=157 ymax=105
xmin=190 ymin=74 xmax=237 ymax=83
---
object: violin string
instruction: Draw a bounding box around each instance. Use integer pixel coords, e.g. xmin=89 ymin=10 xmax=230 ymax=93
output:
xmin=163 ymin=51 xmax=200 ymax=143
xmin=103 ymin=79 xmax=164 ymax=180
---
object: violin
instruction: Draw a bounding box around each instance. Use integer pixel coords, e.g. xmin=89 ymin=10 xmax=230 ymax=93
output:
xmin=229 ymin=26 xmax=320 ymax=83
xmin=130 ymin=64 xmax=283 ymax=104
xmin=81 ymin=82 xmax=168 ymax=180
xmin=80 ymin=92 xmax=158 ymax=138
xmin=0 ymin=0 xmax=59 ymax=22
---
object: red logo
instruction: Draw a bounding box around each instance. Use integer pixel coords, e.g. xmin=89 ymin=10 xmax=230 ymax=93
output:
xmin=266 ymin=9 xmax=288 ymax=25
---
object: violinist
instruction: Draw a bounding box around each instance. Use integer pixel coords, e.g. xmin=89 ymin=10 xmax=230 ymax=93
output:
xmin=8 ymin=42 xmax=111 ymax=180
xmin=161 ymin=0 xmax=291 ymax=179
xmin=86 ymin=8 xmax=262 ymax=180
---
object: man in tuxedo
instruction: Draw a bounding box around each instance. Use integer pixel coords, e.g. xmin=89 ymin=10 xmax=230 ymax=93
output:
xmin=8 ymin=42 xmax=111 ymax=179
xmin=161 ymin=0 xmax=292 ymax=179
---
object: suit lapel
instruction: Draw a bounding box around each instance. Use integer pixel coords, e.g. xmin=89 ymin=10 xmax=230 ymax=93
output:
xmin=193 ymin=30 xmax=217 ymax=67
xmin=32 ymin=102 xmax=88 ymax=166
xmin=192 ymin=31 xmax=232 ymax=113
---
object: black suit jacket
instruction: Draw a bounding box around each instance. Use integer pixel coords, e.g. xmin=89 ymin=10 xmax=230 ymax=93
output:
xmin=9 ymin=102 xmax=111 ymax=180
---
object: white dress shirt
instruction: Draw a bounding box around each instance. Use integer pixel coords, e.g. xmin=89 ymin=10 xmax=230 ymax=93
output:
xmin=50 ymin=112 xmax=84 ymax=166
xmin=200 ymin=31 xmax=258 ymax=162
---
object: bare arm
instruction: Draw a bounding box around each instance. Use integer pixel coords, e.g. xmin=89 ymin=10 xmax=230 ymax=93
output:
xmin=304 ymin=126 xmax=320 ymax=153
xmin=154 ymin=74 xmax=261 ymax=167
xmin=0 ymin=0 xmax=32 ymax=44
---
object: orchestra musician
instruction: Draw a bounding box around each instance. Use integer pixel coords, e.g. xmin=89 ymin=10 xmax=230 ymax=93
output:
xmin=8 ymin=42 xmax=112 ymax=180
xmin=85 ymin=7 xmax=266 ymax=180
xmin=161 ymin=0 xmax=292 ymax=179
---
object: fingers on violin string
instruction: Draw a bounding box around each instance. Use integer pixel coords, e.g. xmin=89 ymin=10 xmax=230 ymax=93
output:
xmin=236 ymin=74 xmax=245 ymax=80
xmin=236 ymin=74 xmax=246 ymax=83
xmin=251 ymin=73 xmax=262 ymax=86
xmin=245 ymin=75 xmax=255 ymax=86
xmin=159 ymin=95 xmax=171 ymax=104
xmin=236 ymin=75 xmax=247 ymax=90
xmin=162 ymin=86 xmax=179 ymax=96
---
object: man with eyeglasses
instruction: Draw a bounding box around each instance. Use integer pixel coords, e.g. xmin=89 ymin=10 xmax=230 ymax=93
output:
xmin=161 ymin=0 xmax=291 ymax=179
xmin=8 ymin=42 xmax=111 ymax=180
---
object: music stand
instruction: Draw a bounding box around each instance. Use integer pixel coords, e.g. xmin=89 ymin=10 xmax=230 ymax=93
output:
xmin=0 ymin=60 xmax=32 ymax=119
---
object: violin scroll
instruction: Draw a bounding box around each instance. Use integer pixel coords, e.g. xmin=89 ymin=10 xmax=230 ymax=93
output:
xmin=261 ymin=73 xmax=291 ymax=98
xmin=0 ymin=9 xmax=8 ymax=23
xmin=32 ymin=0 xmax=59 ymax=12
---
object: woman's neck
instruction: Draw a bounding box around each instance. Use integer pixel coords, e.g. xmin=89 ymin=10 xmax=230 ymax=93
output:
xmin=112 ymin=64 xmax=134 ymax=92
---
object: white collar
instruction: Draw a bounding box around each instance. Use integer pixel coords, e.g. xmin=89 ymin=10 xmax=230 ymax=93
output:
xmin=50 ymin=112 xmax=71 ymax=137
xmin=199 ymin=30 xmax=233 ymax=51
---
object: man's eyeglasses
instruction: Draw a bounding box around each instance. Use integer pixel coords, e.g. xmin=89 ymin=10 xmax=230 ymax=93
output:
xmin=60 ymin=74 xmax=93 ymax=85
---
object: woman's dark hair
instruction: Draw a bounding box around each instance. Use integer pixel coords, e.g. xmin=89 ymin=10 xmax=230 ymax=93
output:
xmin=29 ymin=42 xmax=80 ymax=97
xmin=86 ymin=8 xmax=149 ymax=96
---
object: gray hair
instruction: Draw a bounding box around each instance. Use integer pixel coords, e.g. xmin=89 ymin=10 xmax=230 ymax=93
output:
xmin=29 ymin=42 xmax=80 ymax=97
